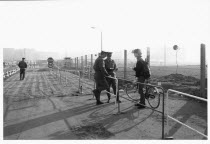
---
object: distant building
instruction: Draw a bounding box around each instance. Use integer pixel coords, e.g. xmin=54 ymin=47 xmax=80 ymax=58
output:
xmin=64 ymin=57 xmax=72 ymax=68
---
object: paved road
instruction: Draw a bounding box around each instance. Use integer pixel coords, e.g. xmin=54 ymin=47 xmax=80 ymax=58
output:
xmin=3 ymin=68 xmax=207 ymax=140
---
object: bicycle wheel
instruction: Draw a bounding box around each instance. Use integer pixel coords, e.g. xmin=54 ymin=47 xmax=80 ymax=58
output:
xmin=125 ymin=83 xmax=139 ymax=101
xmin=146 ymin=86 xmax=160 ymax=109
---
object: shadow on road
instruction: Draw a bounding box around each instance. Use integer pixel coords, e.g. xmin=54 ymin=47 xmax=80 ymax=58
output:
xmin=4 ymin=101 xmax=113 ymax=137
xmin=166 ymin=99 xmax=207 ymax=139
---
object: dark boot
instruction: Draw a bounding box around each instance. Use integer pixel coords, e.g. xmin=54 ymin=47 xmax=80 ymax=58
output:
xmin=96 ymin=100 xmax=104 ymax=105
xmin=138 ymin=104 xmax=146 ymax=109
xmin=137 ymin=101 xmax=146 ymax=109
xmin=93 ymin=90 xmax=104 ymax=105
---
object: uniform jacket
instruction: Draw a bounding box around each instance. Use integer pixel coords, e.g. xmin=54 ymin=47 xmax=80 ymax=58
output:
xmin=104 ymin=58 xmax=117 ymax=77
xmin=18 ymin=61 xmax=27 ymax=69
xmin=93 ymin=56 xmax=109 ymax=77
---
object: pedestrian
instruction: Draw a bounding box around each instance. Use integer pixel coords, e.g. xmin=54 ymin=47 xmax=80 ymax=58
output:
xmin=18 ymin=58 xmax=27 ymax=80
xmin=104 ymin=52 xmax=121 ymax=103
xmin=92 ymin=51 xmax=110 ymax=105
xmin=132 ymin=49 xmax=146 ymax=109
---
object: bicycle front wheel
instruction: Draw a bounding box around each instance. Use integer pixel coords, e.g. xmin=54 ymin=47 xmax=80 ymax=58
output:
xmin=125 ymin=83 xmax=139 ymax=101
xmin=146 ymin=86 xmax=161 ymax=109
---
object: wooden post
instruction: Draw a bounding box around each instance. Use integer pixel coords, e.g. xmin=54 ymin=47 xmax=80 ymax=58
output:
xmin=91 ymin=54 xmax=93 ymax=70
xmin=76 ymin=57 xmax=78 ymax=70
xmin=81 ymin=56 xmax=83 ymax=69
xmin=200 ymin=44 xmax=206 ymax=98
xmin=75 ymin=58 xmax=76 ymax=69
xmin=147 ymin=47 xmax=150 ymax=66
xmin=91 ymin=54 xmax=93 ymax=79
xmin=85 ymin=55 xmax=87 ymax=67
xmin=124 ymin=50 xmax=127 ymax=79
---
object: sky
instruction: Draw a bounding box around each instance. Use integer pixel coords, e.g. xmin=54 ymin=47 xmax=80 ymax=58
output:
xmin=0 ymin=0 xmax=209 ymax=65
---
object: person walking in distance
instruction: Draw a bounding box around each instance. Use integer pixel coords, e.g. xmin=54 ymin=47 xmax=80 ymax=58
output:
xmin=132 ymin=49 xmax=146 ymax=109
xmin=92 ymin=51 xmax=110 ymax=105
xmin=104 ymin=52 xmax=121 ymax=103
xmin=18 ymin=58 xmax=27 ymax=80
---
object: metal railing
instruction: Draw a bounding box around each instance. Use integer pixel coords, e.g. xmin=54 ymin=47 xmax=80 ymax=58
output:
xmin=116 ymin=78 xmax=166 ymax=139
xmin=105 ymin=76 xmax=121 ymax=114
xmin=166 ymin=89 xmax=208 ymax=139
xmin=51 ymin=66 xmax=82 ymax=94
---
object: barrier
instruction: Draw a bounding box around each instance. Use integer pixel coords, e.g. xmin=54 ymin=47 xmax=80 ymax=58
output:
xmin=116 ymin=78 xmax=166 ymax=139
xmin=105 ymin=76 xmax=121 ymax=114
xmin=51 ymin=67 xmax=82 ymax=94
xmin=3 ymin=68 xmax=19 ymax=79
xmin=166 ymin=89 xmax=207 ymax=139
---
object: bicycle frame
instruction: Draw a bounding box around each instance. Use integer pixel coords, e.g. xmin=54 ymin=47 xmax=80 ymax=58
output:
xmin=117 ymin=78 xmax=166 ymax=139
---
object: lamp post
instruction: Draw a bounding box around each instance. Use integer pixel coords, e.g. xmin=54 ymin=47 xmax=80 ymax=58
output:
xmin=91 ymin=27 xmax=102 ymax=52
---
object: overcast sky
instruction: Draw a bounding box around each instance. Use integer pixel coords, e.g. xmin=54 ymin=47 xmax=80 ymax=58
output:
xmin=0 ymin=0 xmax=209 ymax=65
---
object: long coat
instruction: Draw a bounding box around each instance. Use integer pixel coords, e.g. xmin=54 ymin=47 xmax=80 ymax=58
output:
xmin=93 ymin=56 xmax=109 ymax=92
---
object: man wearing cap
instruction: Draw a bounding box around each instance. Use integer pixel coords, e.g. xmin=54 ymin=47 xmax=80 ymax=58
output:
xmin=18 ymin=58 xmax=27 ymax=80
xmin=132 ymin=49 xmax=146 ymax=109
xmin=92 ymin=51 xmax=110 ymax=105
xmin=104 ymin=52 xmax=121 ymax=103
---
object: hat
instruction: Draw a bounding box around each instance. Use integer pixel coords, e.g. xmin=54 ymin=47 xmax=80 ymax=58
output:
xmin=101 ymin=51 xmax=107 ymax=55
xmin=22 ymin=58 xmax=25 ymax=59
xmin=132 ymin=49 xmax=142 ymax=54
xmin=106 ymin=51 xmax=112 ymax=54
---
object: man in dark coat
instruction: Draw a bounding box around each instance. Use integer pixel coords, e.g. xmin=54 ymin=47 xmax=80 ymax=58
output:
xmin=104 ymin=52 xmax=121 ymax=103
xmin=92 ymin=51 xmax=110 ymax=105
xmin=18 ymin=58 xmax=27 ymax=80
xmin=132 ymin=49 xmax=146 ymax=109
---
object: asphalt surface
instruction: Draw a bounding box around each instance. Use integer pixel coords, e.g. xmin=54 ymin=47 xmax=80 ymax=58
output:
xmin=3 ymin=68 xmax=207 ymax=140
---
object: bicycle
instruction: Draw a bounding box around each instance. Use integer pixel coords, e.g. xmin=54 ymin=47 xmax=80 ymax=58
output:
xmin=124 ymin=81 xmax=162 ymax=109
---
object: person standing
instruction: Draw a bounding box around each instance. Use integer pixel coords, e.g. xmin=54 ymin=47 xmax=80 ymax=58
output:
xmin=104 ymin=52 xmax=121 ymax=103
xmin=132 ymin=49 xmax=146 ymax=109
xmin=92 ymin=51 xmax=110 ymax=105
xmin=18 ymin=58 xmax=27 ymax=80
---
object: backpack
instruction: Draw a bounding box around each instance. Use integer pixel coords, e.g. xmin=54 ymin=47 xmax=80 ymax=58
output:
xmin=142 ymin=61 xmax=151 ymax=79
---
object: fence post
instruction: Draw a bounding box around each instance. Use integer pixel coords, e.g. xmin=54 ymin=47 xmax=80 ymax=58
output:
xmin=91 ymin=54 xmax=93 ymax=70
xmin=85 ymin=55 xmax=87 ymax=67
xmin=200 ymin=44 xmax=206 ymax=98
xmin=147 ymin=47 xmax=150 ymax=66
xmin=81 ymin=56 xmax=83 ymax=70
xmin=76 ymin=57 xmax=78 ymax=70
xmin=124 ymin=50 xmax=127 ymax=79
xmin=91 ymin=54 xmax=93 ymax=79
xmin=75 ymin=58 xmax=76 ymax=69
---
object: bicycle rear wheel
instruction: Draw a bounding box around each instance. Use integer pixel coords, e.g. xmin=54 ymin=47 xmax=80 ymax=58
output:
xmin=146 ymin=86 xmax=160 ymax=109
xmin=125 ymin=83 xmax=139 ymax=101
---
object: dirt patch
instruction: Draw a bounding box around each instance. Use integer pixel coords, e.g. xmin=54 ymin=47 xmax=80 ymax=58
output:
xmin=37 ymin=68 xmax=50 ymax=72
xmin=151 ymin=73 xmax=206 ymax=97
xmin=159 ymin=73 xmax=199 ymax=83
xmin=70 ymin=123 xmax=114 ymax=139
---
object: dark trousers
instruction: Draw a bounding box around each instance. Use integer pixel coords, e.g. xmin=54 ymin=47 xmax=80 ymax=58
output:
xmin=106 ymin=78 xmax=119 ymax=101
xmin=20 ymin=69 xmax=25 ymax=80
xmin=137 ymin=76 xmax=145 ymax=104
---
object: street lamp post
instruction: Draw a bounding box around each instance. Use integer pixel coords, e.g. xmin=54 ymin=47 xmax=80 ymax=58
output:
xmin=91 ymin=27 xmax=102 ymax=52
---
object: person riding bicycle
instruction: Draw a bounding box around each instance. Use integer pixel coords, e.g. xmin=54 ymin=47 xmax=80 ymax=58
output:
xmin=104 ymin=51 xmax=121 ymax=103
xmin=132 ymin=49 xmax=146 ymax=109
